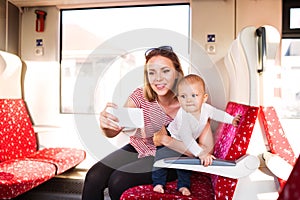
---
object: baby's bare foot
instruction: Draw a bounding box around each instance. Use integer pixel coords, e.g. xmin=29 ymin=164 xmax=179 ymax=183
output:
xmin=153 ymin=185 xmax=164 ymax=193
xmin=179 ymin=187 xmax=191 ymax=196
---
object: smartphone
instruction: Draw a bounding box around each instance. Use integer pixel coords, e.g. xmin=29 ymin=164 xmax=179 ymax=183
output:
xmin=106 ymin=107 xmax=144 ymax=128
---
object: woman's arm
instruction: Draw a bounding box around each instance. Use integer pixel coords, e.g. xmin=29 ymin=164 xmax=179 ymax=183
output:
xmin=197 ymin=121 xmax=215 ymax=166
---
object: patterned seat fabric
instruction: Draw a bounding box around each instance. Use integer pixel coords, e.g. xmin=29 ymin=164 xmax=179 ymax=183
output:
xmin=212 ymin=102 xmax=259 ymax=199
xmin=27 ymin=147 xmax=86 ymax=174
xmin=0 ymin=99 xmax=86 ymax=199
xmin=0 ymin=99 xmax=37 ymax=162
xmin=259 ymin=106 xmax=297 ymax=187
xmin=120 ymin=102 xmax=259 ymax=200
xmin=0 ymin=160 xmax=56 ymax=199
xmin=121 ymin=173 xmax=214 ymax=200
xmin=259 ymin=107 xmax=296 ymax=166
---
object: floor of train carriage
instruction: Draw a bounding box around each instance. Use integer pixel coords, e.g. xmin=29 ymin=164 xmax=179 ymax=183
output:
xmin=13 ymin=168 xmax=111 ymax=200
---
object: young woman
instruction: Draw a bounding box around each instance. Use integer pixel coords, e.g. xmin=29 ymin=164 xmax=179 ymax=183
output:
xmin=81 ymin=46 xmax=211 ymax=200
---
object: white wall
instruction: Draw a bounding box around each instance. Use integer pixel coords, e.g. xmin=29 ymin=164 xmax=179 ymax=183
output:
xmin=20 ymin=7 xmax=93 ymax=168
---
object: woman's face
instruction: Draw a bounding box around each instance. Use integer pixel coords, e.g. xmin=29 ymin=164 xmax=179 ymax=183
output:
xmin=146 ymin=55 xmax=178 ymax=97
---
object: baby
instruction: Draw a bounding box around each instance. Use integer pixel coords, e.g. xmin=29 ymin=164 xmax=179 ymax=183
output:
xmin=152 ymin=74 xmax=241 ymax=196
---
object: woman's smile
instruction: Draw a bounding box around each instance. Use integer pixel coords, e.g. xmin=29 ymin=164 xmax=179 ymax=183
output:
xmin=155 ymin=84 xmax=166 ymax=90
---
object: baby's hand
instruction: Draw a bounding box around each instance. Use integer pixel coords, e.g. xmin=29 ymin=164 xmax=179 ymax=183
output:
xmin=232 ymin=114 xmax=241 ymax=127
xmin=198 ymin=151 xmax=215 ymax=167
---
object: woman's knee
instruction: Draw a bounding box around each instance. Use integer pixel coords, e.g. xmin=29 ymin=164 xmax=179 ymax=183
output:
xmin=84 ymin=161 xmax=112 ymax=187
xmin=107 ymin=171 xmax=127 ymax=199
xmin=107 ymin=170 xmax=152 ymax=200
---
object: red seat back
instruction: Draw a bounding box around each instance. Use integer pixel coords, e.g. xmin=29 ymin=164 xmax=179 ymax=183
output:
xmin=0 ymin=99 xmax=37 ymax=162
xmin=212 ymin=102 xmax=259 ymax=199
xmin=259 ymin=106 xmax=296 ymax=166
xmin=259 ymin=106 xmax=297 ymax=187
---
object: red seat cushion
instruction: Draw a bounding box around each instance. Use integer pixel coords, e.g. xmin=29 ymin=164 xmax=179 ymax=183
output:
xmin=0 ymin=159 xmax=56 ymax=199
xmin=120 ymin=172 xmax=214 ymax=200
xmin=0 ymin=99 xmax=37 ymax=162
xmin=27 ymin=147 xmax=86 ymax=174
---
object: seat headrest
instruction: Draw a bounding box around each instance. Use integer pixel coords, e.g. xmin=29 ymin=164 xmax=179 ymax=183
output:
xmin=0 ymin=50 xmax=23 ymax=99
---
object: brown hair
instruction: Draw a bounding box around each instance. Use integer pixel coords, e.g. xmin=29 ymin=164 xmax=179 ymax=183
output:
xmin=143 ymin=46 xmax=184 ymax=101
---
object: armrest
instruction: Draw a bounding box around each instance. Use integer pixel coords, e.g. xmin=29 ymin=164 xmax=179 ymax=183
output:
xmin=263 ymin=151 xmax=293 ymax=180
xmin=154 ymin=154 xmax=259 ymax=179
xmin=164 ymin=157 xmax=236 ymax=166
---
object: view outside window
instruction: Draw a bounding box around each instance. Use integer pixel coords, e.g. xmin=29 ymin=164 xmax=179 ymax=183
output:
xmin=60 ymin=4 xmax=190 ymax=113
xmin=290 ymin=8 xmax=300 ymax=29
xmin=279 ymin=1 xmax=300 ymax=118
xmin=281 ymin=38 xmax=300 ymax=118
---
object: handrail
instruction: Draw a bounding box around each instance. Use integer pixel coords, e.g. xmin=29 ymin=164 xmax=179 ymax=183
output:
xmin=256 ymin=27 xmax=266 ymax=73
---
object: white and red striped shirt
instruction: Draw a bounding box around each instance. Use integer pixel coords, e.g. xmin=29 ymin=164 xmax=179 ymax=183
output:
xmin=129 ymin=88 xmax=174 ymax=158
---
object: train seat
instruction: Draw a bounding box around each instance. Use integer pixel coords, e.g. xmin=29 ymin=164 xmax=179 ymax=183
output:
xmin=259 ymin=106 xmax=297 ymax=188
xmin=120 ymin=102 xmax=259 ymax=200
xmin=0 ymin=51 xmax=86 ymax=199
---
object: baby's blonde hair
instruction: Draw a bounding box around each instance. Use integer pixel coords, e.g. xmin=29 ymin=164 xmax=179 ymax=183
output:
xmin=177 ymin=74 xmax=206 ymax=93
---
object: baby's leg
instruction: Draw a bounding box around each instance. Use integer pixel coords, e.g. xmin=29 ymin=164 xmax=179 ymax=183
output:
xmin=179 ymin=187 xmax=191 ymax=196
xmin=153 ymin=184 xmax=164 ymax=193
xmin=177 ymin=169 xmax=191 ymax=196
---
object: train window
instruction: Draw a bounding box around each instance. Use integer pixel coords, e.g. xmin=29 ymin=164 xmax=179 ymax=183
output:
xmin=281 ymin=39 xmax=300 ymax=118
xmin=281 ymin=0 xmax=300 ymax=118
xmin=60 ymin=4 xmax=190 ymax=114
xmin=282 ymin=0 xmax=300 ymax=38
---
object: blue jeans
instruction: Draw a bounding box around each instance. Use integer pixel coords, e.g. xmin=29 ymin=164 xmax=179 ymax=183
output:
xmin=152 ymin=145 xmax=191 ymax=190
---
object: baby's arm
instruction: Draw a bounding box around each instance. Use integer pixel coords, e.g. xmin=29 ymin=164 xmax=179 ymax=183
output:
xmin=168 ymin=109 xmax=204 ymax=157
xmin=197 ymin=122 xmax=215 ymax=166
xmin=197 ymin=121 xmax=214 ymax=154
xmin=207 ymin=104 xmax=241 ymax=127
xmin=153 ymin=126 xmax=194 ymax=157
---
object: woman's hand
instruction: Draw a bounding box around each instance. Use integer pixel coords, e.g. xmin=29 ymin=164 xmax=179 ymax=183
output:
xmin=153 ymin=126 xmax=194 ymax=157
xmin=153 ymin=126 xmax=169 ymax=146
xmin=100 ymin=102 xmax=123 ymax=137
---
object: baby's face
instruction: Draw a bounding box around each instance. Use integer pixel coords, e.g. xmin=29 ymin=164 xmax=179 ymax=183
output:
xmin=177 ymin=82 xmax=207 ymax=115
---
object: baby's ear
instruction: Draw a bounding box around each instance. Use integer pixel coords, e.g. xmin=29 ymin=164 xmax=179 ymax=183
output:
xmin=203 ymin=93 xmax=208 ymax=102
